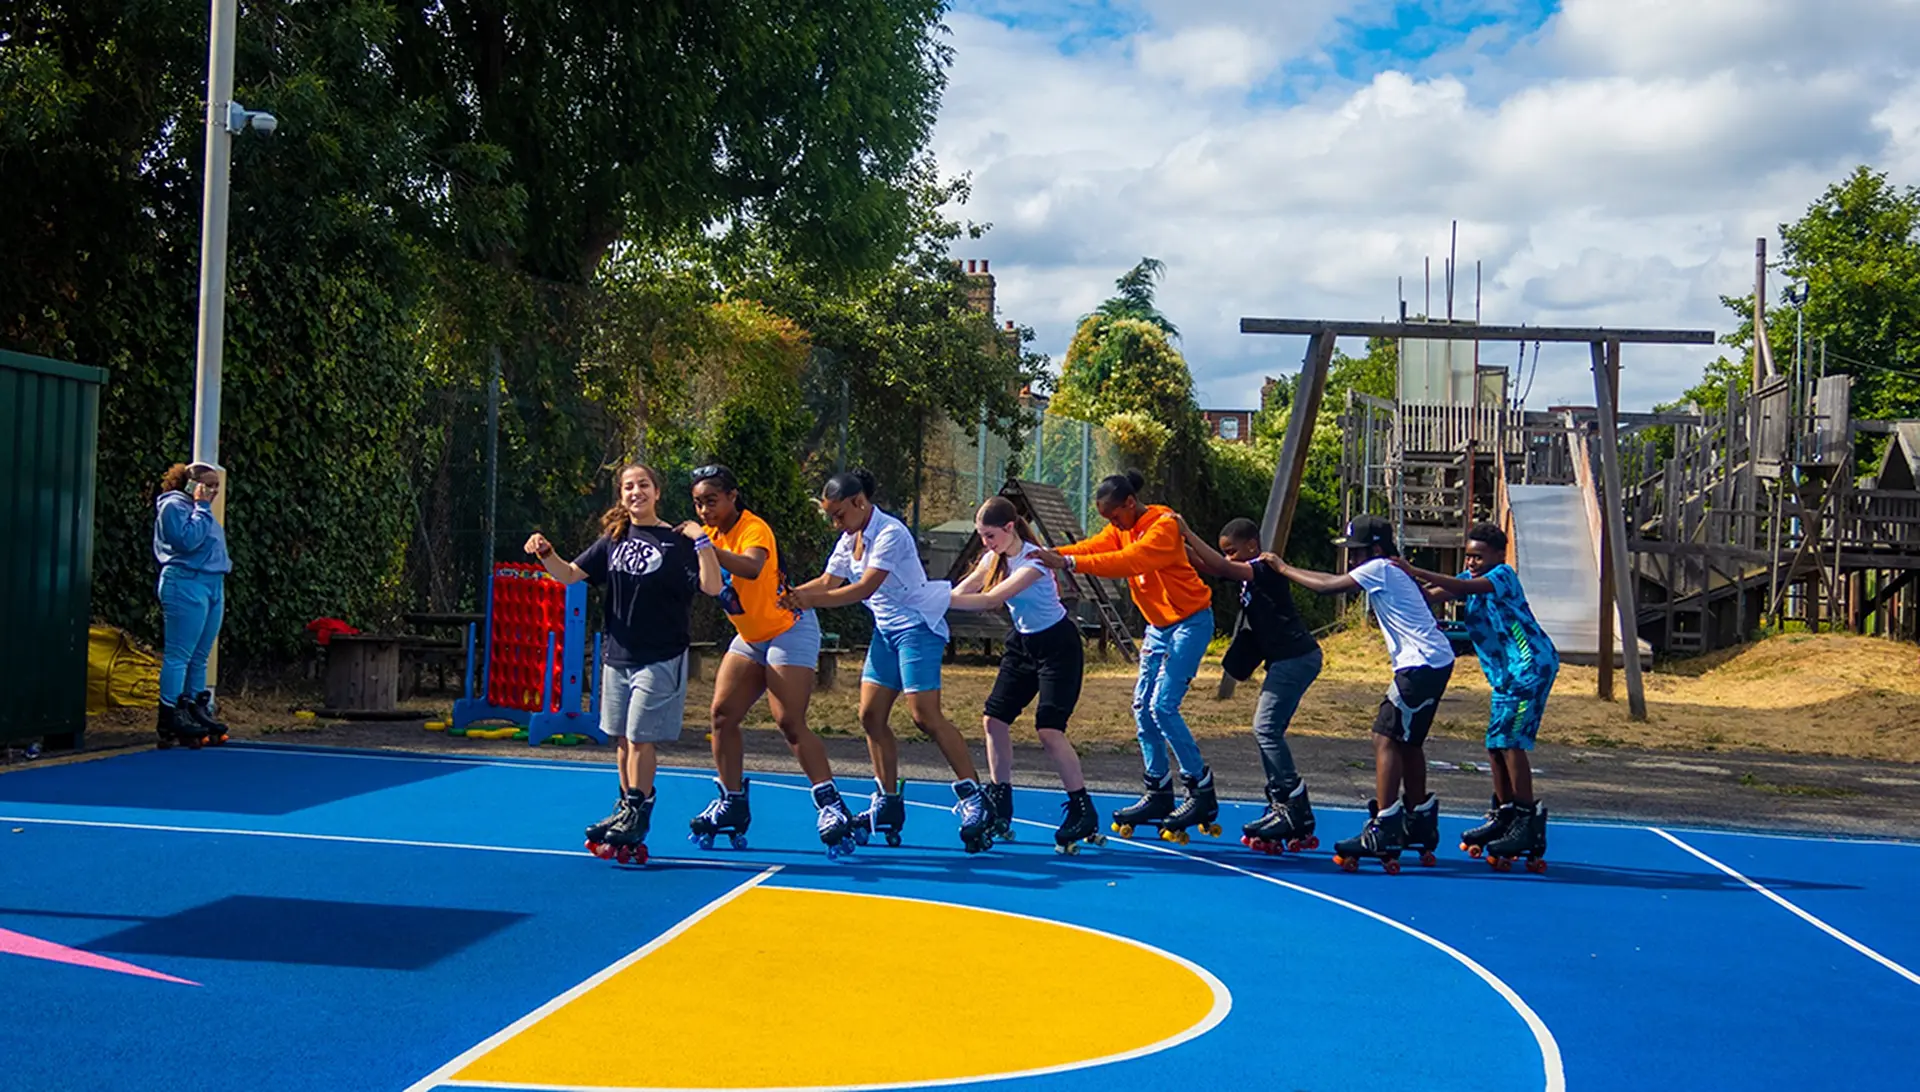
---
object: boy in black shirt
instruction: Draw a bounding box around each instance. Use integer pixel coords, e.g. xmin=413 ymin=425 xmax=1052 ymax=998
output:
xmin=1179 ymin=516 xmax=1323 ymax=854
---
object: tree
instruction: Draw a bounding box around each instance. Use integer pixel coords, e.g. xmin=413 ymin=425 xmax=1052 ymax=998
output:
xmin=1093 ymin=257 xmax=1178 ymax=337
xmin=1712 ymin=167 xmax=1920 ymax=421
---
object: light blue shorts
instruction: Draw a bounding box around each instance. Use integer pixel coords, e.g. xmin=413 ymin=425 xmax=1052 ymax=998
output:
xmin=862 ymin=624 xmax=946 ymax=694
xmin=727 ymin=610 xmax=823 ymax=670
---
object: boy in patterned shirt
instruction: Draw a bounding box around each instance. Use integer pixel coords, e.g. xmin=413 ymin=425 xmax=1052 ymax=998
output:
xmin=1395 ymin=522 xmax=1558 ymax=869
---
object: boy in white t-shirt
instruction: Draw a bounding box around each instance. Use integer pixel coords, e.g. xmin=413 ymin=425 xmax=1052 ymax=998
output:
xmin=1264 ymin=515 xmax=1455 ymax=873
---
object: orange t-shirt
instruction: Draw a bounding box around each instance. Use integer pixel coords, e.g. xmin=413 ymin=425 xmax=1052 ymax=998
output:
xmin=705 ymin=510 xmax=798 ymax=644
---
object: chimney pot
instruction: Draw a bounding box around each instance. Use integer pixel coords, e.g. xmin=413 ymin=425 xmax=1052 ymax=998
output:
xmin=967 ymin=259 xmax=977 ymax=273
xmin=982 ymin=259 xmax=990 ymax=273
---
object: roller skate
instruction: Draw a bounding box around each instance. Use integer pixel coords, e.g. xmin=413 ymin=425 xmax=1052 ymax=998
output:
xmin=1053 ymin=789 xmax=1106 ymax=855
xmin=1158 ymin=767 xmax=1222 ymax=845
xmin=596 ymin=790 xmax=654 ymax=865
xmin=688 ymin=778 xmax=751 ymax=851
xmin=154 ymin=701 xmax=181 ymax=750
xmin=852 ymin=782 xmax=906 ymax=848
xmin=583 ymin=796 xmax=630 ymax=852
xmin=813 ymin=782 xmax=858 ymax=859
xmin=1401 ymin=792 xmax=1440 ymax=867
xmin=1458 ymin=796 xmax=1517 ymax=859
xmin=984 ymin=781 xmax=1017 ymax=842
xmin=1332 ymin=799 xmax=1407 ymax=874
xmin=169 ymin=697 xmax=207 ymax=750
xmin=186 ymin=691 xmax=230 ymax=745
xmin=953 ymin=779 xmax=996 ymax=854
xmin=1484 ymin=802 xmax=1548 ymax=873
xmin=1243 ymin=780 xmax=1319 ymax=855
xmin=1109 ymin=773 xmax=1176 ymax=839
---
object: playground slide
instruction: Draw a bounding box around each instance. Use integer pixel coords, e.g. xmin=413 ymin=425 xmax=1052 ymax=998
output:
xmin=1506 ymin=484 xmax=1649 ymax=664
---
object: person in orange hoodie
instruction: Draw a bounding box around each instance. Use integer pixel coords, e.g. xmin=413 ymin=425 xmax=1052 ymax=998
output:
xmin=1035 ymin=470 xmax=1220 ymax=841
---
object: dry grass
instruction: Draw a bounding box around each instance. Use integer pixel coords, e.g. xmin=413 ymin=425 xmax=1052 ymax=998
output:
xmin=78 ymin=629 xmax=1920 ymax=764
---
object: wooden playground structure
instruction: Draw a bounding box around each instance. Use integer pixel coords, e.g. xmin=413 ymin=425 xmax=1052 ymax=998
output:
xmin=1242 ymin=284 xmax=1920 ymax=721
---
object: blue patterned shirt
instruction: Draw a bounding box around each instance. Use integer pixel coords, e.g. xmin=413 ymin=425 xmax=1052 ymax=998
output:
xmin=1458 ymin=564 xmax=1558 ymax=693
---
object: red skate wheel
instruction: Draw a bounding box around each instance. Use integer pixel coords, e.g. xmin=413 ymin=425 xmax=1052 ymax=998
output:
xmin=1336 ymin=856 xmax=1358 ymax=872
xmin=1240 ymin=835 xmax=1255 ymax=848
xmin=1301 ymin=837 xmax=1319 ymax=851
xmin=1383 ymin=858 xmax=1402 ymax=875
xmin=1466 ymin=845 xmax=1485 ymax=859
xmin=1527 ymin=859 xmax=1547 ymax=874
xmin=1418 ymin=851 xmax=1437 ymax=867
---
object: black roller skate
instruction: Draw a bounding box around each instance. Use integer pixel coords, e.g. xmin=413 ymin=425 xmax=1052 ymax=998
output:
xmin=688 ymin=778 xmax=751 ymax=851
xmin=154 ymin=701 xmax=181 ymax=750
xmin=852 ymin=782 xmax=906 ymax=848
xmin=1458 ymin=796 xmax=1517 ymax=859
xmin=1401 ymin=792 xmax=1440 ymax=867
xmin=1243 ymin=780 xmax=1319 ymax=855
xmin=1485 ymin=802 xmax=1548 ymax=873
xmin=1332 ymin=799 xmax=1407 ymax=874
xmin=1053 ymin=789 xmax=1106 ymax=856
xmin=596 ymin=790 xmax=654 ymax=865
xmin=186 ymin=691 xmax=230 ymax=746
xmin=984 ymin=782 xmax=1016 ymax=842
xmin=812 ymin=782 xmax=857 ymax=859
xmin=1158 ymin=767 xmax=1222 ymax=846
xmin=583 ymin=796 xmax=630 ymax=852
xmin=169 ymin=697 xmax=207 ymax=750
xmin=953 ymin=779 xmax=996 ymax=854
xmin=1110 ymin=773 xmax=1176 ymax=839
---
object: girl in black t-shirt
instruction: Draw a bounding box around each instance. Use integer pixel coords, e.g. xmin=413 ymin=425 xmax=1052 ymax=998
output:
xmin=526 ymin=463 xmax=722 ymax=864
xmin=1177 ymin=516 xmax=1323 ymax=855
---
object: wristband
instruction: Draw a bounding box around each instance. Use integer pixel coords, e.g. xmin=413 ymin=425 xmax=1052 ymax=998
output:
xmin=693 ymin=534 xmax=712 ymax=552
xmin=1065 ymin=555 xmax=1077 ymax=572
xmin=538 ymin=545 xmax=555 ymax=560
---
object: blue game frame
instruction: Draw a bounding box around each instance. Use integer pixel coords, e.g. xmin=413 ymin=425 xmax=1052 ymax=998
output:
xmin=451 ymin=571 xmax=607 ymax=745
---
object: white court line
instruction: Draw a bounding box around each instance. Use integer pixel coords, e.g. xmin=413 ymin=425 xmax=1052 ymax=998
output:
xmin=431 ymin=887 xmax=1233 ymax=1092
xmin=1649 ymin=827 xmax=1920 ymax=988
xmin=400 ymin=866 xmax=781 ymax=1092
xmin=0 ymin=815 xmax=760 ymax=870
xmin=204 ymin=746 xmax=1920 ymax=848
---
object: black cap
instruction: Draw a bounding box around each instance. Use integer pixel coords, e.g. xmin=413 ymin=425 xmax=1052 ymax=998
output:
xmin=1334 ymin=514 xmax=1397 ymax=554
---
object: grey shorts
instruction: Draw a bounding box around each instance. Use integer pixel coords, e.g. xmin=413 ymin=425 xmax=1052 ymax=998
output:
xmin=602 ymin=655 xmax=689 ymax=743
xmin=726 ymin=610 xmax=823 ymax=671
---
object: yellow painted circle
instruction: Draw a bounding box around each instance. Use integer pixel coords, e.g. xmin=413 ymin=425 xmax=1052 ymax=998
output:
xmin=456 ymin=886 xmax=1226 ymax=1089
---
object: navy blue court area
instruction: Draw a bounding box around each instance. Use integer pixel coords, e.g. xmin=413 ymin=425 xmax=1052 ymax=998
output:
xmin=2 ymin=744 xmax=1916 ymax=1092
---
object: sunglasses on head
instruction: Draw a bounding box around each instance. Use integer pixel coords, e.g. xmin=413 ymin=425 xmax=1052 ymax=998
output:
xmin=691 ymin=465 xmax=726 ymax=484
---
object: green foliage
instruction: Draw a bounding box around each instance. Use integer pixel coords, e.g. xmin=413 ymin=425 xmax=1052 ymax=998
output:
xmin=1694 ymin=166 xmax=1920 ymax=422
xmin=1102 ymin=411 xmax=1174 ymax=476
xmin=1092 ymin=257 xmax=1178 ymax=338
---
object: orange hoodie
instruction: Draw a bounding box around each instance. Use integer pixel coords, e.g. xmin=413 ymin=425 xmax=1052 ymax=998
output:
xmin=1058 ymin=505 xmax=1213 ymax=628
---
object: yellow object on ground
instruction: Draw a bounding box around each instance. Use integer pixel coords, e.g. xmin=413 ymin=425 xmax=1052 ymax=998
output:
xmin=86 ymin=626 xmax=162 ymax=713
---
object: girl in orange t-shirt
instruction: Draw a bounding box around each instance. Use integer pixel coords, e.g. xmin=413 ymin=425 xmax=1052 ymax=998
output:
xmin=688 ymin=464 xmax=856 ymax=857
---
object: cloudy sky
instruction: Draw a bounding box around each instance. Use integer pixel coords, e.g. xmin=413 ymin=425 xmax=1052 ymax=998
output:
xmin=929 ymin=0 xmax=1920 ymax=412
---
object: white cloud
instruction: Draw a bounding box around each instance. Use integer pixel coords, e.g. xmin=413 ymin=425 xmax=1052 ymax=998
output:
xmin=932 ymin=1 xmax=1920 ymax=412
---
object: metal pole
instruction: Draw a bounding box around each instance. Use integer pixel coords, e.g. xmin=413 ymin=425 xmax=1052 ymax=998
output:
xmin=1079 ymin=420 xmax=1091 ymax=526
xmin=192 ymin=0 xmax=238 ymax=468
xmin=975 ymin=409 xmax=987 ymax=506
xmin=483 ymin=345 xmax=500 ymax=607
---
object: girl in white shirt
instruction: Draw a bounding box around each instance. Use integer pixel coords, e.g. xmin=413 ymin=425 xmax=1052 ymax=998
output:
xmin=950 ymin=496 xmax=1103 ymax=854
xmin=782 ymin=469 xmax=995 ymax=853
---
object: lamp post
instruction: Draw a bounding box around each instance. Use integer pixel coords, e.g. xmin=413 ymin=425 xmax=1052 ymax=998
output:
xmin=191 ymin=0 xmax=276 ymax=688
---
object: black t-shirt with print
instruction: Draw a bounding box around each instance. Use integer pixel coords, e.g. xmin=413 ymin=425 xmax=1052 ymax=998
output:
xmin=1243 ymin=562 xmax=1318 ymax=665
xmin=573 ymin=524 xmax=700 ymax=667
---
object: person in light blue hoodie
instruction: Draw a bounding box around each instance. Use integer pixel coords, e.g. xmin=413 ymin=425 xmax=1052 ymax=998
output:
xmin=152 ymin=461 xmax=233 ymax=748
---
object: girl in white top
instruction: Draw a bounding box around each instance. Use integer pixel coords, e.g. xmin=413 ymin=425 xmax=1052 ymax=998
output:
xmin=782 ymin=469 xmax=995 ymax=852
xmin=949 ymin=497 xmax=1103 ymax=854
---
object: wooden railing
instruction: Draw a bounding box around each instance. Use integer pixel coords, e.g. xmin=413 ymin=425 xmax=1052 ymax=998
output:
xmin=1398 ymin=403 xmax=1527 ymax=455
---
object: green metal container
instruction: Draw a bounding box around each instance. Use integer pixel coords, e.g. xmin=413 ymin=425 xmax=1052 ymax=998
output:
xmin=1 ymin=349 xmax=107 ymax=750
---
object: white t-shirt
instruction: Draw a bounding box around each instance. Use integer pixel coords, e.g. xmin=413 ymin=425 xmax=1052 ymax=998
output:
xmin=827 ymin=507 xmax=951 ymax=637
xmin=999 ymin=543 xmax=1068 ymax=635
xmin=1349 ymin=557 xmax=1455 ymax=671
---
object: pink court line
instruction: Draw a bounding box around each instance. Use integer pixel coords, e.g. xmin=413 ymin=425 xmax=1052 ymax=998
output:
xmin=0 ymin=927 xmax=200 ymax=985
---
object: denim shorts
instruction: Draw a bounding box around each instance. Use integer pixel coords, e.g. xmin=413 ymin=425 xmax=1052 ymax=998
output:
xmin=726 ymin=610 xmax=823 ymax=671
xmin=861 ymin=624 xmax=946 ymax=694
xmin=602 ymin=655 xmax=689 ymax=743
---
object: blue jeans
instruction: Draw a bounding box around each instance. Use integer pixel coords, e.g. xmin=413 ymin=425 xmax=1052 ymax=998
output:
xmin=159 ymin=567 xmax=225 ymax=700
xmin=1132 ymin=607 xmax=1213 ymax=780
xmin=1254 ymin=647 xmax=1323 ymax=791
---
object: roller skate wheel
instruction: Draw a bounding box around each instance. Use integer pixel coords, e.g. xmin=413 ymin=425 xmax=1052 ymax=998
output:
xmin=1055 ymin=842 xmax=1079 ymax=856
xmin=696 ymin=833 xmax=715 ymax=851
xmin=613 ymin=845 xmax=632 ymax=864
xmin=1088 ymin=833 xmax=1107 ymax=846
xmin=1489 ymin=857 xmax=1512 ymax=872
xmin=1335 ymin=855 xmax=1359 ymax=872
xmin=1113 ymin=824 xmax=1134 ymax=839
xmin=1382 ymin=857 xmax=1402 ymax=875
xmin=1240 ymin=835 xmax=1255 ymax=848
xmin=852 ymin=826 xmax=870 ymax=847
xmin=1465 ymin=844 xmax=1485 ymax=859
xmin=729 ymin=833 xmax=749 ymax=851
xmin=884 ymin=832 xmax=902 ymax=848
xmin=1526 ymin=858 xmax=1547 ymax=874
xmin=1294 ymin=836 xmax=1319 ymax=852
xmin=1202 ymin=823 xmax=1222 ymax=838
xmin=1418 ymin=851 xmax=1437 ymax=868
xmin=999 ymin=827 xmax=1016 ymax=842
